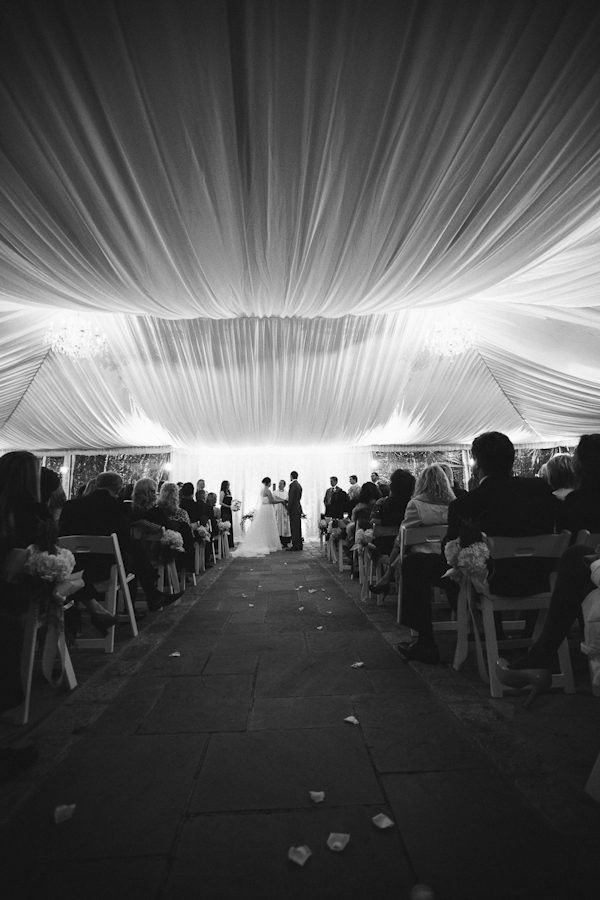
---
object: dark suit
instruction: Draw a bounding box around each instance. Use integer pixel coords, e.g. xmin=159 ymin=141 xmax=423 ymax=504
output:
xmin=288 ymin=479 xmax=303 ymax=549
xmin=324 ymin=486 xmax=348 ymax=519
xmin=401 ymin=475 xmax=560 ymax=638
xmin=179 ymin=496 xmax=201 ymax=522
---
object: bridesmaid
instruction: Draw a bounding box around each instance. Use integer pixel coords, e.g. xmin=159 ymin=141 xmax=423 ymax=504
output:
xmin=219 ymin=480 xmax=234 ymax=548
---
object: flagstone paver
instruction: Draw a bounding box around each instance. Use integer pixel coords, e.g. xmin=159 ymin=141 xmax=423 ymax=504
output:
xmin=3 ymin=540 xmax=600 ymax=900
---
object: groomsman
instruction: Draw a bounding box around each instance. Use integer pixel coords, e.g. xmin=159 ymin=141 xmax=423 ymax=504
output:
xmin=323 ymin=477 xmax=347 ymax=519
xmin=287 ymin=471 xmax=303 ymax=551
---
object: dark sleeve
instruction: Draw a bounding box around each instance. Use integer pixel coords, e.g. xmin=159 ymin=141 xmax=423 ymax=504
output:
xmin=58 ymin=500 xmax=76 ymax=537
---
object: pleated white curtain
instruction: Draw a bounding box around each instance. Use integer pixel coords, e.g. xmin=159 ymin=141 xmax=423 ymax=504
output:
xmin=1 ymin=0 xmax=600 ymax=452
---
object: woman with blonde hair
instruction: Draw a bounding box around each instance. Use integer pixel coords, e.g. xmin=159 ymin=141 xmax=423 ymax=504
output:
xmin=370 ymin=465 xmax=455 ymax=596
xmin=157 ymin=482 xmax=191 ymax=524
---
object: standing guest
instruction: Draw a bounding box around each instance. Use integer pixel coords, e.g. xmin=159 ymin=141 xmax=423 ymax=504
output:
xmin=539 ymin=452 xmax=575 ymax=501
xmin=371 ymin=471 xmax=381 ymax=484
xmin=287 ymin=471 xmax=303 ymax=551
xmin=0 ymin=451 xmax=49 ymax=779
xmin=323 ymin=477 xmax=347 ymax=519
xmin=195 ymin=479 xmax=206 ymax=503
xmin=347 ymin=475 xmax=361 ymax=508
xmin=219 ymin=480 xmax=235 ymax=548
xmin=556 ymin=434 xmax=600 ymax=538
xmin=196 ymin=490 xmax=216 ymax=567
xmin=396 ymin=432 xmax=558 ymax=664
xmin=273 ymin=479 xmax=291 ymax=547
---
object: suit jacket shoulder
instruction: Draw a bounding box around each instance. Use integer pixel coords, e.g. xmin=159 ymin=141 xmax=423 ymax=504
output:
xmin=447 ymin=476 xmax=559 ymax=541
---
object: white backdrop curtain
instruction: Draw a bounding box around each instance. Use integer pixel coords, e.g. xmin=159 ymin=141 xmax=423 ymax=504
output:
xmin=1 ymin=0 xmax=600 ymax=452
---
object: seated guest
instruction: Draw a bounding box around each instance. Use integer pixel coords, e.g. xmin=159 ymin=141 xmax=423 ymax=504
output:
xmin=371 ymin=465 xmax=454 ymax=595
xmin=347 ymin=481 xmax=381 ymax=539
xmin=323 ymin=477 xmax=347 ymax=519
xmin=556 ymin=435 xmax=600 ymax=537
xmin=0 ymin=451 xmax=49 ymax=778
xmin=179 ymin=482 xmax=201 ymax=523
xmin=60 ymin=472 xmax=181 ymax=620
xmin=130 ymin=478 xmax=168 ymax=528
xmin=157 ymin=482 xmax=194 ymax=568
xmin=396 ymin=432 xmax=559 ymax=664
xmin=440 ymin=464 xmax=467 ymax=499
xmin=370 ymin=468 xmax=416 ymax=557
xmin=498 ymin=434 xmax=600 ymax=700
xmin=539 ymin=452 xmax=575 ymax=500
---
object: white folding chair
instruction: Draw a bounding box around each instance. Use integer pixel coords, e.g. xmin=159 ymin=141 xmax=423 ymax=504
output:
xmin=58 ymin=533 xmax=138 ymax=653
xmin=396 ymin=525 xmax=449 ymax=625
xmin=132 ymin=528 xmax=181 ymax=594
xmin=368 ymin=525 xmax=399 ymax=607
xmin=466 ymin=531 xmax=574 ymax=699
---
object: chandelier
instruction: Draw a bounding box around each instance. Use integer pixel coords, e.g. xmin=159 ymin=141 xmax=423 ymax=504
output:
xmin=44 ymin=314 xmax=108 ymax=360
xmin=425 ymin=313 xmax=477 ymax=358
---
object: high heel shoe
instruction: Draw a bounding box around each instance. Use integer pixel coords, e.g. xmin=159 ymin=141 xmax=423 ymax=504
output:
xmin=495 ymin=658 xmax=552 ymax=709
xmin=90 ymin=612 xmax=117 ymax=637
xmin=370 ymin=583 xmax=391 ymax=596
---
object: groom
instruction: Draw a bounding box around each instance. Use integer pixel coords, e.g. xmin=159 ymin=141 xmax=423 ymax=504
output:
xmin=287 ymin=471 xmax=303 ymax=551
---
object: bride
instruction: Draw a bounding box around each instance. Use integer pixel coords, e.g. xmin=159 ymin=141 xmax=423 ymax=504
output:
xmin=232 ymin=477 xmax=285 ymax=558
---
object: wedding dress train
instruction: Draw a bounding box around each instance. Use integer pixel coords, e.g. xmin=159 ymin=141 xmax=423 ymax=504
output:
xmin=232 ymin=489 xmax=281 ymax=558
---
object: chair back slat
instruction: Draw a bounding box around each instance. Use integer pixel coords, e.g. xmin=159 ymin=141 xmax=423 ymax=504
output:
xmin=400 ymin=524 xmax=448 ymax=554
xmin=576 ymin=530 xmax=600 ymax=549
xmin=372 ymin=525 xmax=400 ymax=538
xmin=486 ymin=531 xmax=571 ymax=562
xmin=58 ymin=534 xmax=115 ymax=555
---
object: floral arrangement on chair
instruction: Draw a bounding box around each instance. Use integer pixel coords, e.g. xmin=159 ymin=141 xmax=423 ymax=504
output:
xmin=26 ymin=545 xmax=84 ymax=627
xmin=194 ymin=524 xmax=210 ymax=541
xmin=319 ymin=520 xmax=329 ymax=536
xmin=351 ymin=527 xmax=376 ymax=556
xmin=443 ymin=519 xmax=490 ymax=592
xmin=160 ymin=528 xmax=184 ymax=561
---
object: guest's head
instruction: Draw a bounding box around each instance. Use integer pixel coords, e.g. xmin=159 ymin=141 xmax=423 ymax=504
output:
xmin=40 ymin=467 xmax=61 ymax=505
xmin=572 ymin=434 xmax=600 ymax=490
xmin=262 ymin=477 xmax=271 ymax=487
xmin=132 ymin=477 xmax=157 ymax=510
xmin=471 ymin=432 xmax=515 ymax=479
xmin=290 ymin=471 xmax=298 ymax=480
xmin=220 ymin=480 xmax=230 ymax=494
xmin=180 ymin=482 xmax=194 ymax=498
xmin=540 ymin=453 xmax=574 ymax=492
xmin=349 ymin=475 xmax=358 ymax=485
xmin=330 ymin=477 xmax=338 ymax=487
xmin=389 ymin=468 xmax=416 ymax=500
xmin=207 ymin=492 xmax=217 ymax=507
xmin=197 ymin=489 xmax=207 ymax=503
xmin=370 ymin=472 xmax=379 ymax=483
xmin=96 ymin=472 xmax=123 ymax=497
xmin=157 ymin=481 xmax=180 ymax=515
xmin=0 ymin=451 xmax=40 ymax=549
xmin=196 ymin=479 xmax=205 ymax=491
xmin=358 ymin=481 xmax=381 ymax=505
xmin=83 ymin=477 xmax=97 ymax=496
xmin=414 ymin=464 xmax=455 ymax=504
xmin=278 ymin=480 xmax=286 ymax=490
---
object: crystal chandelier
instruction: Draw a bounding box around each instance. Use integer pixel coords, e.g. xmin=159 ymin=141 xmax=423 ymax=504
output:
xmin=44 ymin=313 xmax=108 ymax=360
xmin=425 ymin=313 xmax=477 ymax=358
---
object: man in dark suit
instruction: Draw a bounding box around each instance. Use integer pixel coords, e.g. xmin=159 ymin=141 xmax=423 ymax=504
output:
xmin=397 ymin=432 xmax=559 ymax=664
xmin=60 ymin=471 xmax=182 ymax=614
xmin=323 ymin=477 xmax=348 ymax=519
xmin=287 ymin=471 xmax=303 ymax=550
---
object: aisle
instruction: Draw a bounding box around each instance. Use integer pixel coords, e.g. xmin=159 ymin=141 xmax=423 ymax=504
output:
xmin=0 ymin=544 xmax=587 ymax=899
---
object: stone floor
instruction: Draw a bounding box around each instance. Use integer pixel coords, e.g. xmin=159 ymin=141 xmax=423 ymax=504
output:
xmin=2 ymin=541 xmax=600 ymax=900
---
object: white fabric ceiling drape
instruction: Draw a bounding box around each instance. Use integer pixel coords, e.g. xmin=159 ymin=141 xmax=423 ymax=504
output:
xmin=1 ymin=0 xmax=600 ymax=452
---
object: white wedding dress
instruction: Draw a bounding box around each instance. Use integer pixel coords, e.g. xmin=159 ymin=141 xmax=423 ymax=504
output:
xmin=232 ymin=486 xmax=282 ymax=557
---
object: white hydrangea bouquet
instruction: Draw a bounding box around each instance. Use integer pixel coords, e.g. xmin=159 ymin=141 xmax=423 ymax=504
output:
xmin=195 ymin=524 xmax=210 ymax=541
xmin=160 ymin=528 xmax=184 ymax=561
xmin=218 ymin=520 xmax=231 ymax=533
xmin=351 ymin=527 xmax=376 ymax=556
xmin=25 ymin=544 xmax=84 ymax=626
xmin=443 ymin=520 xmax=490 ymax=593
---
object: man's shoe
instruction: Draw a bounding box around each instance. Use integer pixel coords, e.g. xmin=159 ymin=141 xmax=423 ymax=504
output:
xmin=395 ymin=642 xmax=441 ymax=664
xmin=147 ymin=591 xmax=183 ymax=612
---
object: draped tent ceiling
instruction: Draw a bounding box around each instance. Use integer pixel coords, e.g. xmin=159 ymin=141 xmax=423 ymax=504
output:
xmin=1 ymin=0 xmax=600 ymax=455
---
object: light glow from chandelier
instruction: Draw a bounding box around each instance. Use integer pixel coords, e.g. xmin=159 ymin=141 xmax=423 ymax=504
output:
xmin=425 ymin=313 xmax=477 ymax=358
xmin=44 ymin=314 xmax=108 ymax=360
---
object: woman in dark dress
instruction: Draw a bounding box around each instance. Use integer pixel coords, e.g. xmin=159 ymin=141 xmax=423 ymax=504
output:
xmin=219 ymin=480 xmax=234 ymax=548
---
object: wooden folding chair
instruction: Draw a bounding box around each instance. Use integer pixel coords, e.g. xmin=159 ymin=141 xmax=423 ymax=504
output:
xmin=396 ymin=525 xmax=449 ymax=625
xmin=466 ymin=531 xmax=574 ymax=699
xmin=58 ymin=533 xmax=138 ymax=653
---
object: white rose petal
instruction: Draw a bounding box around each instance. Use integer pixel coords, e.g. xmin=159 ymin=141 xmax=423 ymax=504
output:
xmin=372 ymin=813 xmax=395 ymax=829
xmin=344 ymin=715 xmax=359 ymax=725
xmin=351 ymin=661 xmax=364 ymax=668
xmin=288 ymin=845 xmax=312 ymax=866
xmin=168 ymin=651 xmax=181 ymax=658
xmin=317 ymin=626 xmax=323 ymax=630
xmin=309 ymin=791 xmax=325 ymax=803
xmin=327 ymin=833 xmax=350 ymax=851
xmin=54 ymin=804 xmax=76 ymax=824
